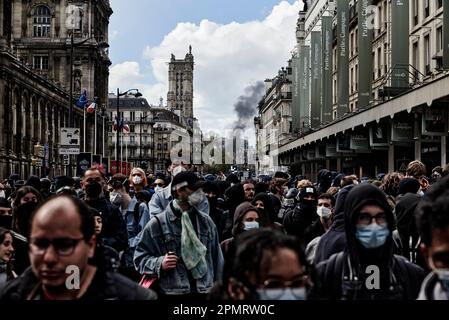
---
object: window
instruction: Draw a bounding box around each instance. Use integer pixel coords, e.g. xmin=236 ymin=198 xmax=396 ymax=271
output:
xmin=130 ymin=112 xmax=135 ymax=122
xmin=413 ymin=42 xmax=419 ymax=80
xmin=437 ymin=26 xmax=443 ymax=52
xmin=157 ymin=144 xmax=162 ymax=150
xmin=130 ymin=136 xmax=135 ymax=143
xmin=424 ymin=34 xmax=431 ymax=75
xmin=437 ymin=0 xmax=443 ymax=9
xmin=377 ymin=47 xmax=382 ymax=77
xmin=33 ymin=56 xmax=49 ymax=70
xmin=33 ymin=6 xmax=51 ymax=37
xmin=130 ymin=125 xmax=135 ymax=133
xmin=424 ymin=0 xmax=430 ymax=18
xmin=413 ymin=0 xmax=419 ymax=25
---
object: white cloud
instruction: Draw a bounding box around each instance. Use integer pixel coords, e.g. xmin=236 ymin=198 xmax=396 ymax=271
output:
xmin=110 ymin=1 xmax=302 ymax=136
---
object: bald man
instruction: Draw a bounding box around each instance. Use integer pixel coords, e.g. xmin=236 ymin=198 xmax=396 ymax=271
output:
xmin=0 ymin=195 xmax=156 ymax=300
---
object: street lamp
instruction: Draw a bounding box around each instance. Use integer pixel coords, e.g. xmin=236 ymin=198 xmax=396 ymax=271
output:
xmin=116 ymin=89 xmax=142 ymax=173
xmin=139 ymin=114 xmax=150 ymax=169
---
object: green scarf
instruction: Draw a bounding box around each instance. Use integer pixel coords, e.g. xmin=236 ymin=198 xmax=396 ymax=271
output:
xmin=174 ymin=200 xmax=208 ymax=279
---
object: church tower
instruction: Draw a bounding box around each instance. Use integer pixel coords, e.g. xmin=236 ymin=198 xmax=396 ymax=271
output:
xmin=167 ymin=46 xmax=194 ymax=121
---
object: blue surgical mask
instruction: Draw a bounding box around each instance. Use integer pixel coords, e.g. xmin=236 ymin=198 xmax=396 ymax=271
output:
xmin=356 ymin=223 xmax=390 ymax=249
xmin=257 ymin=287 xmax=306 ymax=300
xmin=434 ymin=269 xmax=449 ymax=293
xmin=243 ymin=221 xmax=259 ymax=231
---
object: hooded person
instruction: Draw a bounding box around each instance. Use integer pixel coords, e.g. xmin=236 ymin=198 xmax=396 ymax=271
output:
xmin=10 ymin=201 xmax=39 ymax=275
xmin=283 ymin=186 xmax=318 ymax=243
xmin=220 ymin=202 xmax=263 ymax=256
xmin=317 ymin=169 xmax=333 ymax=195
xmin=221 ymin=183 xmax=246 ymax=241
xmin=315 ymin=184 xmax=425 ymax=300
xmin=313 ymin=185 xmax=355 ymax=264
xmin=394 ymin=192 xmax=425 ymax=267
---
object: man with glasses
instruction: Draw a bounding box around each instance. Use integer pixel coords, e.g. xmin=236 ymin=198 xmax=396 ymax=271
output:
xmin=0 ymin=195 xmax=156 ymax=300
xmin=315 ymin=184 xmax=424 ymax=300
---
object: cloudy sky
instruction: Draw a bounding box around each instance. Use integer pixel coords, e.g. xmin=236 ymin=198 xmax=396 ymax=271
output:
xmin=109 ymin=0 xmax=302 ymax=139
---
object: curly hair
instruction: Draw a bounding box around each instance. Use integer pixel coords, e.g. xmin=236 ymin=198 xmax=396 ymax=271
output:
xmin=223 ymin=229 xmax=312 ymax=297
xmin=380 ymin=172 xmax=404 ymax=197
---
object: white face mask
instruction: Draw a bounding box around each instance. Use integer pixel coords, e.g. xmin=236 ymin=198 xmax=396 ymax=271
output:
xmin=154 ymin=186 xmax=164 ymax=192
xmin=109 ymin=191 xmax=122 ymax=205
xmin=243 ymin=221 xmax=259 ymax=231
xmin=188 ymin=189 xmax=205 ymax=206
xmin=257 ymin=287 xmax=306 ymax=300
xmin=317 ymin=206 xmax=332 ymax=219
xmin=132 ymin=176 xmax=143 ymax=185
xmin=0 ymin=190 xmax=5 ymax=198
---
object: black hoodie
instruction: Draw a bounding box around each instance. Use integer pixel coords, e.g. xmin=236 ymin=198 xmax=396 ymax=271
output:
xmin=314 ymin=185 xmax=354 ymax=264
xmin=315 ymin=184 xmax=424 ymax=300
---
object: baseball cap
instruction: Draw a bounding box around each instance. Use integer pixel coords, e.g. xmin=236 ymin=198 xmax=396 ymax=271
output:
xmin=171 ymin=171 xmax=205 ymax=192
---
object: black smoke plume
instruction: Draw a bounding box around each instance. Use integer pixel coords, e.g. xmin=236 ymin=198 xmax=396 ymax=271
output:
xmin=233 ymin=81 xmax=265 ymax=132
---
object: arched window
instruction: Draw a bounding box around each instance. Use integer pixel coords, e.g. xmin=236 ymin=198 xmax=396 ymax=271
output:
xmin=33 ymin=6 xmax=51 ymax=37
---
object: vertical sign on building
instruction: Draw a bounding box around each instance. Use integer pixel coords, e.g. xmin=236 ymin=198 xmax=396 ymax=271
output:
xmin=299 ymin=45 xmax=311 ymax=131
xmin=322 ymin=16 xmax=333 ymax=124
xmin=311 ymin=31 xmax=322 ymax=128
xmin=391 ymin=0 xmax=410 ymax=88
xmin=337 ymin=0 xmax=349 ymax=118
xmin=444 ymin=1 xmax=449 ymax=69
xmin=358 ymin=0 xmax=374 ymax=109
xmin=292 ymin=56 xmax=301 ymax=132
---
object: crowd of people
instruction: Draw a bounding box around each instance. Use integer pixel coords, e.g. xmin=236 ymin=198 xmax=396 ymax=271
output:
xmin=0 ymin=159 xmax=448 ymax=300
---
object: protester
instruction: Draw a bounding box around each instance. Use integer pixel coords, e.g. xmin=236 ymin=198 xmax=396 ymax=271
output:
xmin=304 ymin=193 xmax=335 ymax=246
xmin=416 ymin=176 xmax=449 ymax=299
xmin=315 ymin=184 xmax=424 ymax=300
xmin=0 ymin=228 xmax=15 ymax=285
xmin=242 ymin=180 xmax=255 ymax=202
xmin=134 ymin=171 xmax=223 ymax=299
xmin=82 ymin=168 xmax=127 ymax=253
xmin=0 ymin=195 xmax=156 ymax=300
xmin=214 ymin=229 xmax=313 ymax=300
xmin=283 ymin=186 xmax=318 ymax=243
xmin=220 ymin=202 xmax=263 ymax=256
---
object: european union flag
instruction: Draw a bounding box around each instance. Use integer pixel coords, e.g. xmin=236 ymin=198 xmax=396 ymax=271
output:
xmin=75 ymin=90 xmax=88 ymax=108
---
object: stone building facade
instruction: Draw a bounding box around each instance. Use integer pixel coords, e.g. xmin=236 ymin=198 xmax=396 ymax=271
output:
xmin=0 ymin=0 xmax=112 ymax=179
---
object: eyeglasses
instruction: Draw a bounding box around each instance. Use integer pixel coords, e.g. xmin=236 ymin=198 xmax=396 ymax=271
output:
xmin=357 ymin=212 xmax=387 ymax=225
xmin=262 ymin=275 xmax=309 ymax=289
xmin=29 ymin=237 xmax=85 ymax=256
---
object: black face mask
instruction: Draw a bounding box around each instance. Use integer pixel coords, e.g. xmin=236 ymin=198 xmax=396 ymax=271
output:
xmin=300 ymin=199 xmax=317 ymax=210
xmin=207 ymin=196 xmax=218 ymax=209
xmin=85 ymin=181 xmax=102 ymax=198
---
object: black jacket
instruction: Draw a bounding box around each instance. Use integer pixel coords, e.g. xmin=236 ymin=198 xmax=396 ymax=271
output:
xmin=85 ymin=198 xmax=128 ymax=252
xmin=315 ymin=184 xmax=425 ymax=300
xmin=0 ymin=267 xmax=157 ymax=300
xmin=314 ymin=185 xmax=354 ymax=264
xmin=394 ymin=193 xmax=423 ymax=264
xmin=283 ymin=201 xmax=318 ymax=243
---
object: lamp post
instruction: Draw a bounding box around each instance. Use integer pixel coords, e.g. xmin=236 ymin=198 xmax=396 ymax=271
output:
xmin=115 ymin=89 xmax=142 ymax=173
xmin=139 ymin=114 xmax=149 ymax=168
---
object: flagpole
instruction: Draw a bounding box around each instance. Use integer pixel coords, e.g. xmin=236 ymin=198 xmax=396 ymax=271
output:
xmin=83 ymin=106 xmax=86 ymax=152
xmin=120 ymin=131 xmax=123 ymax=173
xmin=94 ymin=110 xmax=97 ymax=155
xmin=126 ymin=135 xmax=128 ymax=164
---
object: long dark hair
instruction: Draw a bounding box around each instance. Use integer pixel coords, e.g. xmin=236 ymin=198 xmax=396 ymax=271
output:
xmin=0 ymin=227 xmax=15 ymax=281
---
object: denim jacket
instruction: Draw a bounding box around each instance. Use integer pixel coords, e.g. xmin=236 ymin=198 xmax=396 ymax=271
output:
xmin=134 ymin=202 xmax=224 ymax=295
xmin=121 ymin=198 xmax=151 ymax=268
xmin=149 ymin=184 xmax=209 ymax=216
